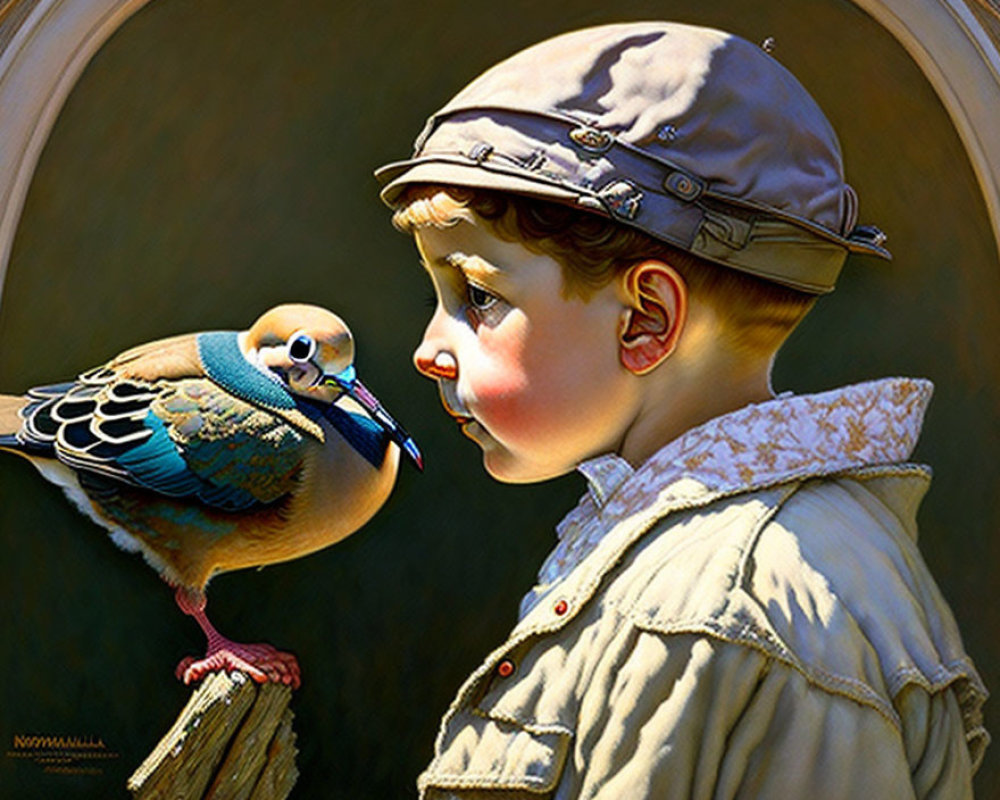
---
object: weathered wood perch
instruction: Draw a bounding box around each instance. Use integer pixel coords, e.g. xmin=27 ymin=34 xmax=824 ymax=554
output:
xmin=127 ymin=671 xmax=298 ymax=799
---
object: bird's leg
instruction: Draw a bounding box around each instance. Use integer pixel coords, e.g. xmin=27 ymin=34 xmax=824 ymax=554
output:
xmin=172 ymin=586 xmax=301 ymax=689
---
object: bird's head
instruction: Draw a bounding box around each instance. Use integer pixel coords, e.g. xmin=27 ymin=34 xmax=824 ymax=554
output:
xmin=243 ymin=303 xmax=355 ymax=404
xmin=241 ymin=303 xmax=423 ymax=469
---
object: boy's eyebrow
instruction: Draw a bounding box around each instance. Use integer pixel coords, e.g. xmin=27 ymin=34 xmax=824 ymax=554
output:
xmin=443 ymin=252 xmax=503 ymax=280
xmin=419 ymin=251 xmax=505 ymax=282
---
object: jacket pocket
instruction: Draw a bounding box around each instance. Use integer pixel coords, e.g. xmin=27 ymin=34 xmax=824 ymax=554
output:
xmin=418 ymin=707 xmax=571 ymax=797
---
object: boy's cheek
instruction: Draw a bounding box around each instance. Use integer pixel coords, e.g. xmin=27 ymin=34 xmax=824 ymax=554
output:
xmin=474 ymin=378 xmax=583 ymax=451
xmin=467 ymin=373 xmax=533 ymax=433
xmin=463 ymin=334 xmax=533 ymax=426
xmin=464 ymin=326 xmax=591 ymax=442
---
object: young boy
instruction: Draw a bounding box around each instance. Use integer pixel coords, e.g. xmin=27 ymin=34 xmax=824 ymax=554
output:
xmin=376 ymin=22 xmax=987 ymax=798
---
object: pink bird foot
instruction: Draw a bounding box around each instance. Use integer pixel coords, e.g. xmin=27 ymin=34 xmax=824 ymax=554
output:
xmin=175 ymin=642 xmax=301 ymax=688
xmin=173 ymin=585 xmax=302 ymax=689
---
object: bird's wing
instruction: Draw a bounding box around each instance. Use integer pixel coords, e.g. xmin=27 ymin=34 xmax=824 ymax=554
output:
xmin=106 ymin=331 xmax=205 ymax=381
xmin=10 ymin=330 xmax=202 ymax=457
xmin=146 ymin=378 xmax=307 ymax=509
xmin=15 ymin=357 xmax=308 ymax=512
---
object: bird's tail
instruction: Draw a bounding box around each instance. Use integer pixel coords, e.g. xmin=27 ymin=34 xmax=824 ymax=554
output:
xmin=0 ymin=393 xmax=25 ymax=446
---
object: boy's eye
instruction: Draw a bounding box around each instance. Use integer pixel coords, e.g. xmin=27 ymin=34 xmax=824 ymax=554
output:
xmin=467 ymin=283 xmax=497 ymax=310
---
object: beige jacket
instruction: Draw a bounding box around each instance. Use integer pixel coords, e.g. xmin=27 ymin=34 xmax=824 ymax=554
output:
xmin=418 ymin=379 xmax=987 ymax=799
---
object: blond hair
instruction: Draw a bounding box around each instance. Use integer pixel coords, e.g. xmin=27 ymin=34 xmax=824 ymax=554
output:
xmin=393 ymin=185 xmax=817 ymax=357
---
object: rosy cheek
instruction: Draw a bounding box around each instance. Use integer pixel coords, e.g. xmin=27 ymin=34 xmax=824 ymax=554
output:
xmin=472 ymin=374 xmax=534 ymax=435
xmin=465 ymin=326 xmax=565 ymax=441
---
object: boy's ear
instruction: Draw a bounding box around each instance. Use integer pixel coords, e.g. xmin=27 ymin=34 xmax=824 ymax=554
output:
xmin=617 ymin=261 xmax=688 ymax=375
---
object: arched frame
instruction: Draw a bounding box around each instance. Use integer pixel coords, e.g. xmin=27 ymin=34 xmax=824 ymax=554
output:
xmin=0 ymin=1 xmax=996 ymax=795
xmin=3 ymin=0 xmax=998 ymax=303
xmin=0 ymin=0 xmax=151 ymax=301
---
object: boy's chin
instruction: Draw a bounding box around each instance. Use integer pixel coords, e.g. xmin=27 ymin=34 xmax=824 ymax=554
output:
xmin=481 ymin=449 xmax=573 ymax=485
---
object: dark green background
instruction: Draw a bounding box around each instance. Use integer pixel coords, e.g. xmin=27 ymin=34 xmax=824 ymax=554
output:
xmin=1 ymin=1 xmax=997 ymax=797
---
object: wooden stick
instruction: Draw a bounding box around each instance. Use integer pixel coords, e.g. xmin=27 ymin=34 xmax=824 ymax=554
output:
xmin=128 ymin=672 xmax=298 ymax=800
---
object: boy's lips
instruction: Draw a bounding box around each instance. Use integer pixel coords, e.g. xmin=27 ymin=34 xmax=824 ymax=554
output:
xmin=443 ymin=403 xmax=479 ymax=433
xmin=437 ymin=384 xmax=473 ymax=425
xmin=444 ymin=405 xmax=473 ymax=425
xmin=443 ymin=403 xmax=487 ymax=442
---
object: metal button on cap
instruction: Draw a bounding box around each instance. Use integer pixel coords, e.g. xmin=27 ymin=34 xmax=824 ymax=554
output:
xmin=598 ymin=180 xmax=643 ymax=220
xmin=469 ymin=142 xmax=494 ymax=162
xmin=569 ymin=126 xmax=613 ymax=154
xmin=664 ymin=170 xmax=704 ymax=201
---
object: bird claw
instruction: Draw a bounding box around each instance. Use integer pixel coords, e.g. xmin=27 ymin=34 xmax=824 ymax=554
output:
xmin=175 ymin=643 xmax=301 ymax=689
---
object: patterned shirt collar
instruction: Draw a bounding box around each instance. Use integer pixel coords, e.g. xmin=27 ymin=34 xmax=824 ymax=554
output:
xmin=577 ymin=455 xmax=634 ymax=508
xmin=526 ymin=377 xmax=932 ymax=615
xmin=596 ymin=376 xmax=931 ymax=519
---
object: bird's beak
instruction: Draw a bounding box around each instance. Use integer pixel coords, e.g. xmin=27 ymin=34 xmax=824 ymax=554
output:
xmin=325 ymin=366 xmax=423 ymax=471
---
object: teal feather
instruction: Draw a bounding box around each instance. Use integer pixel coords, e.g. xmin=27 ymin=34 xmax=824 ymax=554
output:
xmin=112 ymin=412 xmax=264 ymax=511
xmin=197 ymin=331 xmax=294 ymax=411
xmin=115 ymin=414 xmax=202 ymax=497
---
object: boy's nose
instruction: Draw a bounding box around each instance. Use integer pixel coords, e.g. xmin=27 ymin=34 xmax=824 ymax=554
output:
xmin=414 ymin=306 xmax=458 ymax=380
xmin=414 ymin=351 xmax=458 ymax=380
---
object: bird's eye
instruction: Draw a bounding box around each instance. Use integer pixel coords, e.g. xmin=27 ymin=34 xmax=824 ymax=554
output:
xmin=288 ymin=333 xmax=316 ymax=363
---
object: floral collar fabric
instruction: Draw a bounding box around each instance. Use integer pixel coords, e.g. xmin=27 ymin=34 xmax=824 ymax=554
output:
xmin=521 ymin=377 xmax=933 ymax=617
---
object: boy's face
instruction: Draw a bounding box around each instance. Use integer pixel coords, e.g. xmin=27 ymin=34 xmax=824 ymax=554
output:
xmin=413 ymin=216 xmax=642 ymax=483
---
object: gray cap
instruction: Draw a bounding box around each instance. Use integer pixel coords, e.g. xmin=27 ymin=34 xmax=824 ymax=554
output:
xmin=376 ymin=22 xmax=890 ymax=294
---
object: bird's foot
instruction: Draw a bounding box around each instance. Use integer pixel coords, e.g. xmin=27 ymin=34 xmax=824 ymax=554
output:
xmin=175 ymin=642 xmax=301 ymax=689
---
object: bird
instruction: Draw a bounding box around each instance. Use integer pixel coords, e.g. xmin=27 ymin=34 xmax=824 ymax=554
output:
xmin=0 ymin=303 xmax=422 ymax=689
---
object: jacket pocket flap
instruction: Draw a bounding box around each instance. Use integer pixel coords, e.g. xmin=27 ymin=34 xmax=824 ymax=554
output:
xmin=419 ymin=708 xmax=571 ymax=795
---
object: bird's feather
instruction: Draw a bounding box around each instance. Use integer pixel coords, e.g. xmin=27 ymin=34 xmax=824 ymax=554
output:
xmin=4 ymin=332 xmax=314 ymax=512
xmin=107 ymin=332 xmax=205 ymax=382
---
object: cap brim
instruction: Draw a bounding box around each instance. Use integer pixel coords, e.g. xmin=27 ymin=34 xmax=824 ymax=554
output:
xmin=376 ymin=158 xmax=582 ymax=207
